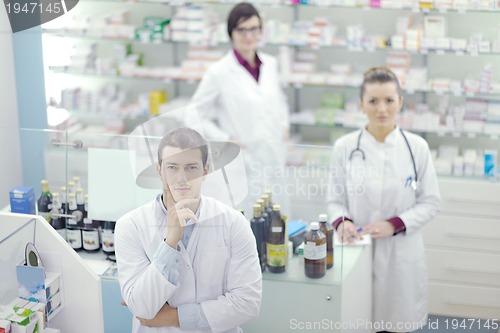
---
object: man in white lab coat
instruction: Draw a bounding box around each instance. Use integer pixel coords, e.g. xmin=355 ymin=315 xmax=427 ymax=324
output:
xmin=115 ymin=127 xmax=262 ymax=333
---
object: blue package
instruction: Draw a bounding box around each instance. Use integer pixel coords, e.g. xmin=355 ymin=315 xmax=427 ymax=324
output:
xmin=484 ymin=150 xmax=497 ymax=177
xmin=9 ymin=186 xmax=36 ymax=215
xmin=288 ymin=220 xmax=307 ymax=236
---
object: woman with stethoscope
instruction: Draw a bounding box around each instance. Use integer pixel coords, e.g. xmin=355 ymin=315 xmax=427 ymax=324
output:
xmin=328 ymin=66 xmax=441 ymax=333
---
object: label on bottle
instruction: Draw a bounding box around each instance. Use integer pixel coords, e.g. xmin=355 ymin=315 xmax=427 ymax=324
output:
xmin=67 ymin=218 xmax=77 ymax=225
xmin=266 ymin=243 xmax=286 ymax=267
xmin=304 ymin=242 xmax=327 ymax=260
xmin=83 ymin=230 xmax=100 ymax=251
xmin=102 ymin=230 xmax=115 ymax=253
xmin=39 ymin=212 xmax=51 ymax=223
xmin=271 ymin=227 xmax=283 ymax=233
xmin=57 ymin=228 xmax=67 ymax=241
xmin=83 ymin=218 xmax=92 ymax=225
xmin=67 ymin=229 xmax=82 ymax=249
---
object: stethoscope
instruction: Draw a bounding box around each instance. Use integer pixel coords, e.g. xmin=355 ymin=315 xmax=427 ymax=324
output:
xmin=349 ymin=128 xmax=418 ymax=191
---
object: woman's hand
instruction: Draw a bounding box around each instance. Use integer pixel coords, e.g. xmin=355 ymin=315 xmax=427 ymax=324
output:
xmin=362 ymin=221 xmax=395 ymax=239
xmin=336 ymin=220 xmax=362 ymax=244
xmin=137 ymin=303 xmax=180 ymax=328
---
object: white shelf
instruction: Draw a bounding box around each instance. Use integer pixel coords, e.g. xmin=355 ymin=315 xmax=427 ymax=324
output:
xmin=47 ymin=68 xmax=500 ymax=100
xmin=43 ymin=31 xmax=500 ymax=58
xmin=78 ymin=0 xmax=500 ymax=14
xmin=291 ymin=122 xmax=500 ymax=140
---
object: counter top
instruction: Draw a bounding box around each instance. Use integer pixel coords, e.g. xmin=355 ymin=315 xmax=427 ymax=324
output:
xmin=78 ymin=251 xmax=117 ymax=279
xmin=78 ymin=243 xmax=369 ymax=285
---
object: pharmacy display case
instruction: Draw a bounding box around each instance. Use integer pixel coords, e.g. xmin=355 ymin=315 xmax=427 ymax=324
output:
xmin=0 ymin=212 xmax=104 ymax=333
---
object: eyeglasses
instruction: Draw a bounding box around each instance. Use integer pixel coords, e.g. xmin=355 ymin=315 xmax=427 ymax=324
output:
xmin=233 ymin=26 xmax=261 ymax=36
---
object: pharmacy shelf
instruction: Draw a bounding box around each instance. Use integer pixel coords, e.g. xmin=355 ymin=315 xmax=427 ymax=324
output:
xmin=43 ymin=31 xmax=500 ymax=58
xmin=78 ymin=0 xmax=295 ymax=7
xmin=48 ymin=67 xmax=203 ymax=84
xmin=48 ymin=68 xmax=500 ymax=100
xmin=294 ymin=4 xmax=500 ymax=14
xmin=290 ymin=121 xmax=500 ymax=140
xmin=78 ymin=0 xmax=500 ymax=14
xmin=284 ymin=82 xmax=500 ymax=100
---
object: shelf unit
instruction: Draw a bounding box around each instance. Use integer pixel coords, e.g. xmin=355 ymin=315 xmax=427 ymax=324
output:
xmin=48 ymin=67 xmax=500 ymax=99
xmin=43 ymin=30 xmax=500 ymax=57
xmin=42 ymin=1 xmax=500 ymax=164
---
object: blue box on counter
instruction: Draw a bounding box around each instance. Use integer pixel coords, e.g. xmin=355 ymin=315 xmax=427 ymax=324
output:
xmin=9 ymin=186 xmax=36 ymax=215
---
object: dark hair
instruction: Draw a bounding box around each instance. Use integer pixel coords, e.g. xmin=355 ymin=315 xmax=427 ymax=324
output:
xmin=227 ymin=2 xmax=261 ymax=40
xmin=158 ymin=127 xmax=208 ymax=167
xmin=360 ymin=66 xmax=402 ymax=100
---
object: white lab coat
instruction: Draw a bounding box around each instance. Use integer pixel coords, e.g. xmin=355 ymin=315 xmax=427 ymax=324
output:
xmin=115 ymin=195 xmax=262 ymax=333
xmin=187 ymin=50 xmax=290 ymax=212
xmin=188 ymin=50 xmax=289 ymax=145
xmin=328 ymin=127 xmax=440 ymax=332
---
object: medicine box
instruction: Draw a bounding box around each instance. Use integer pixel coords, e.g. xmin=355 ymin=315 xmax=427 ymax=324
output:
xmin=16 ymin=266 xmax=63 ymax=321
xmin=9 ymin=187 xmax=35 ymax=215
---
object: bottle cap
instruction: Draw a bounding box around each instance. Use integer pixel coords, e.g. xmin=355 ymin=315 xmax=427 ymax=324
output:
xmin=310 ymin=222 xmax=319 ymax=230
xmin=252 ymin=205 xmax=261 ymax=217
xmin=319 ymin=214 xmax=328 ymax=222
xmin=52 ymin=193 xmax=59 ymax=198
xmin=273 ymin=204 xmax=280 ymax=211
xmin=77 ymin=188 xmax=83 ymax=193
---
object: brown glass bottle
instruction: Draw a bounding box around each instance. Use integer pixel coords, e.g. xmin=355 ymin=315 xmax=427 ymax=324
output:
xmin=257 ymin=198 xmax=270 ymax=246
xmin=250 ymin=204 xmax=266 ymax=272
xmin=266 ymin=204 xmax=286 ymax=273
xmin=319 ymin=213 xmax=334 ymax=269
xmin=304 ymin=222 xmax=326 ymax=279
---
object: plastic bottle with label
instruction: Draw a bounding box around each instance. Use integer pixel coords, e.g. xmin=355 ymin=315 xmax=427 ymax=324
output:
xmin=66 ymin=193 xmax=82 ymax=251
xmin=82 ymin=194 xmax=100 ymax=252
xmin=50 ymin=193 xmax=66 ymax=241
xmin=37 ymin=180 xmax=52 ymax=223
xmin=102 ymin=221 xmax=116 ymax=261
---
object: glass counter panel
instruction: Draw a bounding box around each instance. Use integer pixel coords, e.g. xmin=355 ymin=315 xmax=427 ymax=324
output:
xmin=69 ymin=108 xmax=353 ymax=332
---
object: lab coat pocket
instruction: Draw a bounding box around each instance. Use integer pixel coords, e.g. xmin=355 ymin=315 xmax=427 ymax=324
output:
xmin=197 ymin=246 xmax=229 ymax=300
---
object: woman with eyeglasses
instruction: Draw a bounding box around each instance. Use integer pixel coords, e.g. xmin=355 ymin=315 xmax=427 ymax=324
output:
xmin=187 ymin=2 xmax=289 ymax=211
xmin=328 ymin=66 xmax=441 ymax=333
